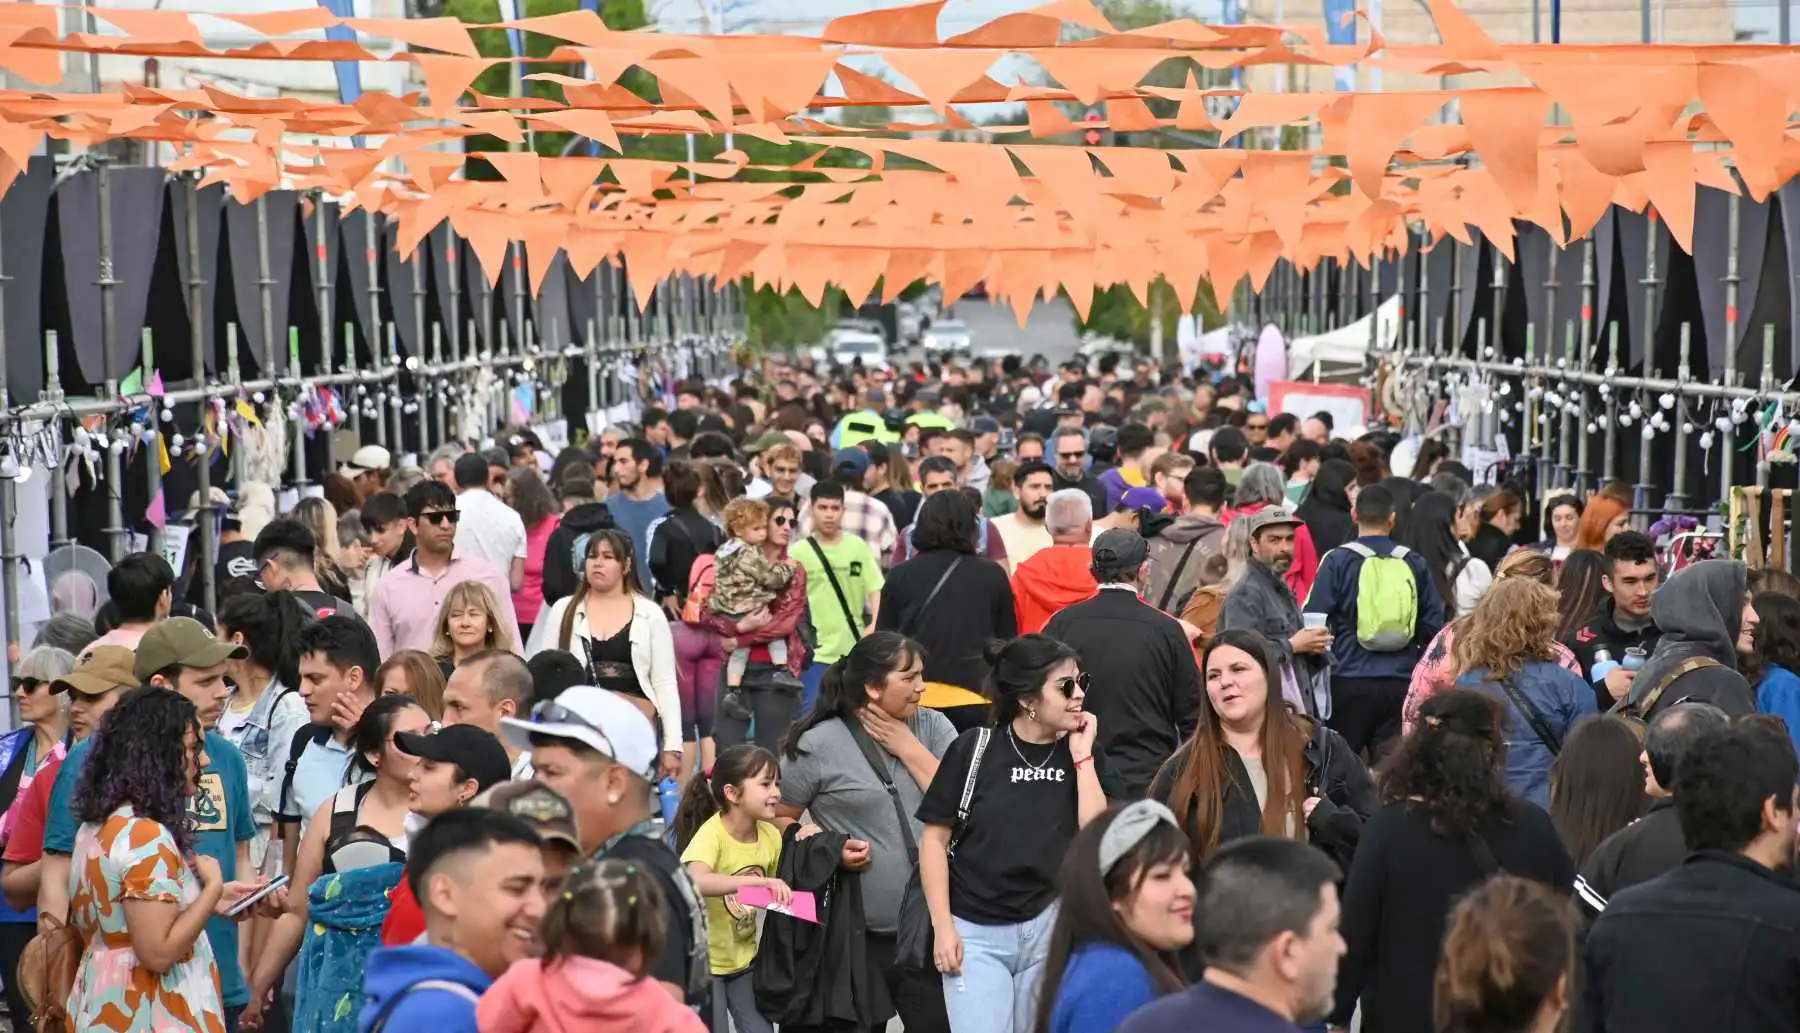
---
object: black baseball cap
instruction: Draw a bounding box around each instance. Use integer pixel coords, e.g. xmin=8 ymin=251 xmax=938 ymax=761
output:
xmin=527 ymin=650 xmax=586 ymax=705
xmin=394 ymin=725 xmax=511 ymax=791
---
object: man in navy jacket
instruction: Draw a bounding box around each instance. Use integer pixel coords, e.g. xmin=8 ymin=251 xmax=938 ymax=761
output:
xmin=1304 ymin=484 xmax=1445 ymax=759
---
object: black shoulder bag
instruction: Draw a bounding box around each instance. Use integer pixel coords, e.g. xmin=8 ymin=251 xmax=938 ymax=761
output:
xmin=807 ymin=537 xmax=864 ymax=636
xmin=848 ymin=721 xmax=989 ymax=971
xmin=1494 ymin=676 xmax=1563 ymax=756
xmin=903 ymin=556 xmax=964 ymax=636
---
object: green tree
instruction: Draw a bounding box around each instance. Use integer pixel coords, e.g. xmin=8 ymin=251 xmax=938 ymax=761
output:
xmin=1077 ymin=279 xmax=1223 ymax=353
xmin=744 ymin=285 xmax=846 ymax=351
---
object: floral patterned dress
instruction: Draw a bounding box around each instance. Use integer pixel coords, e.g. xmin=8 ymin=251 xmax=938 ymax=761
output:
xmin=68 ymin=805 xmax=226 ymax=1033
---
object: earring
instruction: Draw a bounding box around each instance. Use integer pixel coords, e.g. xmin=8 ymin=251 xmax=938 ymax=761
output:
xmin=1027 ymin=708 xmax=1038 ymax=723
xmin=606 ymin=794 xmax=622 ymax=805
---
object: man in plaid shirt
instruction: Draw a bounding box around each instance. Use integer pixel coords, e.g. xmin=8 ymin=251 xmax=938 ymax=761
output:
xmin=798 ymin=447 xmax=899 ymax=567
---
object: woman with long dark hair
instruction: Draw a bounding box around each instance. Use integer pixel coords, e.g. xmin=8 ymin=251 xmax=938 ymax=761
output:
xmin=878 ymin=491 xmax=1017 ymax=732
xmin=1328 ymin=690 xmax=1574 ymax=1033
xmin=527 ymin=528 xmax=682 ymax=779
xmin=777 ymin=631 xmax=956 ymax=1033
xmin=1553 ymin=549 xmax=1608 ymax=641
xmin=68 ymin=687 xmax=243 ymax=1032
xmin=215 ymin=590 xmax=315 ymax=870
xmin=1749 ymin=590 xmax=1800 ymax=755
xmin=1402 ymin=490 xmax=1491 ymax=617
xmin=1033 ymin=802 xmax=1193 ymax=1033
xmin=1149 ymin=629 xmax=1373 ymax=970
xmin=918 ymin=635 xmax=1113 ymax=1033
xmin=507 ymin=465 xmax=562 ymax=644
xmin=266 ymin=693 xmax=430 ymax=1033
xmin=1435 ymin=876 xmax=1580 ymax=1033
xmin=1294 ymin=459 xmax=1357 ymax=555
xmin=1547 ymin=715 xmax=1647 ymax=868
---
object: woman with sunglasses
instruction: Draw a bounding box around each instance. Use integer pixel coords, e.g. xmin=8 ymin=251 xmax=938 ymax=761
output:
xmin=918 ymin=634 xmax=1118 ymax=1033
xmin=0 ymin=645 xmax=74 ymax=1022
xmin=526 ymin=528 xmax=683 ymax=780
xmin=706 ymin=498 xmax=811 ymax=754
xmin=1149 ymin=629 xmax=1375 ymax=978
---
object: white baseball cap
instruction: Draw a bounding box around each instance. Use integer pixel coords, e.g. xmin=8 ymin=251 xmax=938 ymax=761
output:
xmin=500 ymin=686 xmax=660 ymax=781
xmin=340 ymin=444 xmax=392 ymax=476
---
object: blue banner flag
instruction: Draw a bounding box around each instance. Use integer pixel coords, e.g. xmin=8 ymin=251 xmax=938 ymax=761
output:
xmin=1323 ymin=0 xmax=1357 ymax=92
xmin=317 ymin=0 xmax=363 ymax=105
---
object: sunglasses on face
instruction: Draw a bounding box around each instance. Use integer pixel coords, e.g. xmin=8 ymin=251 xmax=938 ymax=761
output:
xmin=1050 ymin=672 xmax=1092 ymax=696
xmin=10 ymin=677 xmax=44 ymax=695
xmin=1057 ymin=451 xmax=1085 ymax=460
xmin=420 ymin=510 xmax=461 ymax=526
xmin=771 ymin=515 xmax=792 ymax=527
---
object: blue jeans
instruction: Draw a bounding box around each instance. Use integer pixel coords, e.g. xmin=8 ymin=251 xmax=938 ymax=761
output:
xmin=943 ymin=905 xmax=1059 ymax=1033
xmin=801 ymin=661 xmax=831 ymax=713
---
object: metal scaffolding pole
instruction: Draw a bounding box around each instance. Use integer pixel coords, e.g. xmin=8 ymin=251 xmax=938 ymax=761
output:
xmin=0 ymin=199 xmax=18 ymax=664
xmin=386 ymin=324 xmax=405 ymax=451
xmin=1603 ymin=323 xmax=1620 ymax=482
xmin=414 ymin=244 xmax=430 ymax=453
xmin=141 ymin=327 xmax=163 ymax=558
xmin=45 ymin=332 xmax=68 ymax=553
xmin=1721 ymin=191 xmax=1741 ymax=503
xmin=1575 ymin=234 xmax=1596 ymax=492
xmin=97 ymin=163 xmax=126 ymax=561
xmin=365 ymin=215 xmax=386 ymax=448
xmin=1667 ymin=322 xmax=1692 ymax=511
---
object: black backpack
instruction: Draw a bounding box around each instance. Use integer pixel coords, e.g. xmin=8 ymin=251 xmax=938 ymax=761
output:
xmin=277 ymin=722 xmax=332 ymax=823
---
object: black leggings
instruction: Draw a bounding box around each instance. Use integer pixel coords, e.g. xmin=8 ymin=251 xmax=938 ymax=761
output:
xmin=0 ymin=920 xmax=34 ymax=1031
xmin=711 ymin=663 xmax=800 ymax=754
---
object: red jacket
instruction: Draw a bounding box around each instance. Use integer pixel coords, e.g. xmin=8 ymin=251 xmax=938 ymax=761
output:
xmin=1011 ymin=545 xmax=1097 ymax=634
xmin=702 ymin=548 xmax=807 ymax=674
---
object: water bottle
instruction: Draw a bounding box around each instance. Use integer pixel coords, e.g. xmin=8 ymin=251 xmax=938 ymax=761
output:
xmin=658 ymin=778 xmax=682 ymax=826
xmin=1622 ymin=647 xmax=1648 ymax=673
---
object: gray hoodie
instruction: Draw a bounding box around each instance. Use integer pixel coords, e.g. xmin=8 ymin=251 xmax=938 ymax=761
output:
xmin=1627 ymin=560 xmax=1755 ymax=718
xmin=1145 ymin=512 xmax=1227 ymax=612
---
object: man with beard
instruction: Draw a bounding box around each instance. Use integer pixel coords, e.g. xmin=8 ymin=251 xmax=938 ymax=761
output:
xmin=1048 ymin=425 xmax=1107 ymax=517
xmin=1220 ymin=510 xmax=1333 ymax=722
xmin=1120 ymin=839 xmax=1345 ymax=1033
xmin=990 ymin=460 xmax=1054 ymax=572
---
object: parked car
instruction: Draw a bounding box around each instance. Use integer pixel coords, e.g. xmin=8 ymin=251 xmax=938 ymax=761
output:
xmin=827 ymin=328 xmax=890 ymax=369
xmin=922 ymin=319 xmax=972 ymax=356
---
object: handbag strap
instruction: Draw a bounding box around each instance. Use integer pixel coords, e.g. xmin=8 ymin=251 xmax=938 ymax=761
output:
xmin=949 ymin=727 xmax=992 ymax=855
xmin=904 ymin=556 xmax=965 ymax=636
xmin=846 ymin=719 xmax=919 ymax=866
xmin=1494 ymin=676 xmax=1562 ymax=756
xmin=1157 ymin=538 xmax=1203 ymax=612
xmin=1467 ymin=831 xmax=1502 ymax=874
xmin=807 ymin=537 xmax=863 ymax=636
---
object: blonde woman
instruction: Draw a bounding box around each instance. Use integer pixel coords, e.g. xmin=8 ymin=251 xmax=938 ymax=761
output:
xmin=293 ymin=497 xmax=352 ymax=602
xmin=375 ymin=650 xmax=448 ymax=720
xmin=1449 ymin=576 xmax=1597 ymax=808
xmin=1403 ymin=551 xmax=1585 ymax=735
xmin=431 ymin=580 xmax=516 ymax=674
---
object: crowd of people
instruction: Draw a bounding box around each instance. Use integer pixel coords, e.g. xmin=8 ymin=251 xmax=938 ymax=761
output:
xmin=1 ymin=347 xmax=1798 ymax=1033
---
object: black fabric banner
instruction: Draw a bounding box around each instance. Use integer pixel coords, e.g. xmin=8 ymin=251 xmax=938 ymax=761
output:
xmin=1 ymin=157 xmax=53 ymax=401
xmin=463 ymin=243 xmax=496 ymax=352
xmin=57 ymin=167 xmax=166 ymax=385
xmin=223 ymin=190 xmax=298 ymax=376
xmin=533 ymin=250 xmax=574 ymax=349
xmin=338 ymin=208 xmax=378 ymax=365
xmin=382 ymin=219 xmax=424 ymax=357
xmin=429 ymin=223 xmax=459 ymax=360
xmin=1691 ymin=187 xmax=1769 ymax=377
xmin=167 ymin=181 xmax=224 ymax=377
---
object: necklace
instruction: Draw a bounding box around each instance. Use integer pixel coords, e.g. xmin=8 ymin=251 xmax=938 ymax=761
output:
xmin=1008 ymin=724 xmax=1057 ymax=772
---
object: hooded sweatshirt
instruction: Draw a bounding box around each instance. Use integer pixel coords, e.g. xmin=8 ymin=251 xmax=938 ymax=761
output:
xmin=1012 ymin=544 xmax=1097 ymax=633
xmin=358 ymin=944 xmax=491 ymax=1033
xmin=1626 ymin=560 xmax=1755 ymax=718
xmin=477 ymin=956 xmax=707 ymax=1033
xmin=542 ymin=501 xmax=615 ymax=607
xmin=1144 ymin=512 xmax=1226 ymax=612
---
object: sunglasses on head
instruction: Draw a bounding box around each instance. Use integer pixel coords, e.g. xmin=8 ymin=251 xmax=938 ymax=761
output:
xmin=420 ymin=510 xmax=461 ymax=526
xmin=1050 ymin=672 xmax=1092 ymax=696
xmin=532 ymin=700 xmax=622 ymax=758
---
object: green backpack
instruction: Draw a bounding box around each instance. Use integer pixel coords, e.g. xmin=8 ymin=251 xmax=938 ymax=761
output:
xmin=1342 ymin=542 xmax=1418 ymax=651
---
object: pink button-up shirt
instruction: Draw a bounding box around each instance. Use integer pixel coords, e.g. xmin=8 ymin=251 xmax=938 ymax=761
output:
xmin=367 ymin=551 xmax=523 ymax=658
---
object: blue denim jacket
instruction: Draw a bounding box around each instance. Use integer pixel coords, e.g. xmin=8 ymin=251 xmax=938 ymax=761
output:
xmin=1457 ymin=660 xmax=1598 ymax=808
xmin=221 ymin=678 xmax=311 ymax=856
